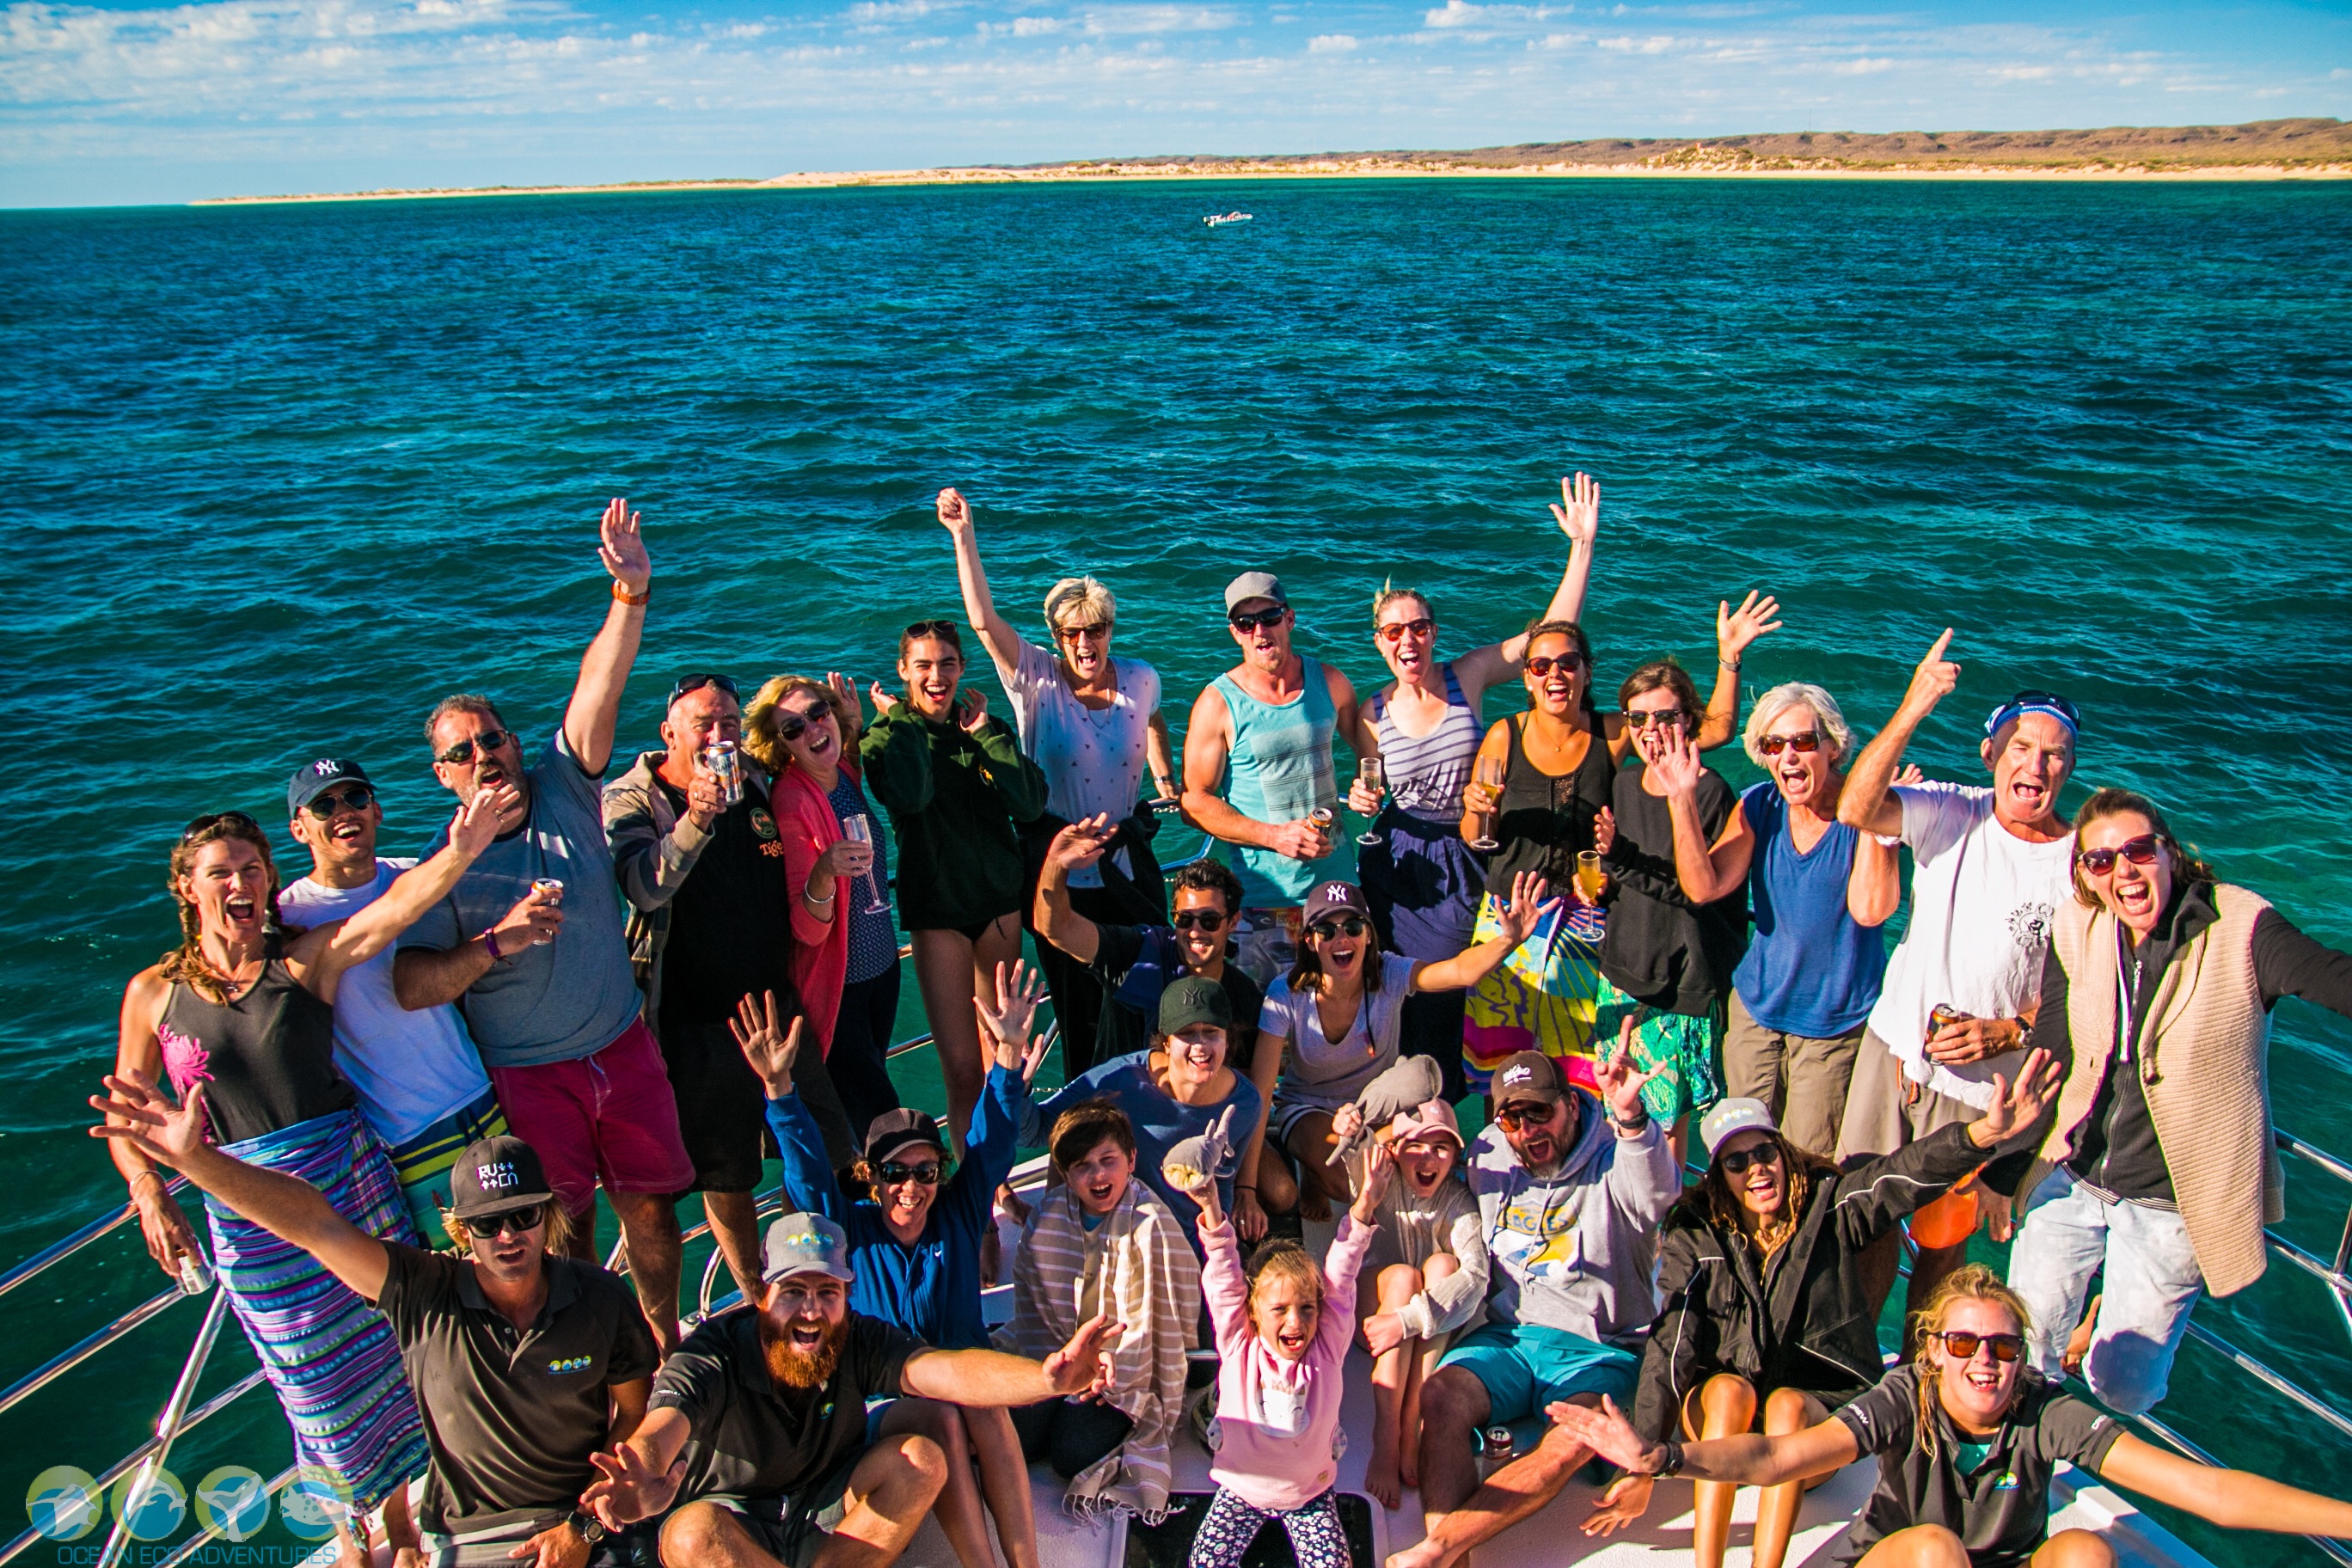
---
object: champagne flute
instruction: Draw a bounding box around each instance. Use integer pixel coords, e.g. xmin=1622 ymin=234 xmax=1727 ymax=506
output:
xmin=1576 ymin=849 xmax=1607 ymax=903
xmin=1467 ymin=756 xmax=1503 ymax=853
xmin=1356 ymin=757 xmax=1387 ymax=847
xmin=841 ymin=814 xmax=890 ymax=916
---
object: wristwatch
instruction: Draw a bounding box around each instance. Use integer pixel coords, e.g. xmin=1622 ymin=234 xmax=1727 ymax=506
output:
xmin=1609 ymin=1104 xmax=1651 ymax=1133
xmin=567 ymin=1510 xmax=607 ymax=1545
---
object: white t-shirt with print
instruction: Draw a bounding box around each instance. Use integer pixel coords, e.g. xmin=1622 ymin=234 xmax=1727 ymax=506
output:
xmin=1865 ymin=782 xmax=2075 ymax=1109
xmin=1005 ymin=640 xmax=1160 ymax=889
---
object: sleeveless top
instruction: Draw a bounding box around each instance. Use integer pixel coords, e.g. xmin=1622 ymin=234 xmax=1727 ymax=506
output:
xmin=156 ymin=937 xmax=358 ymax=1148
xmin=1212 ymin=658 xmax=1340 ymax=906
xmin=1368 ymin=663 xmax=1481 ymax=824
xmin=1484 ymin=711 xmax=1618 ymax=898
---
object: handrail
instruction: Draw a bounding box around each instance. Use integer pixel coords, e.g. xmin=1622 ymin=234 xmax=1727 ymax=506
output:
xmin=95 ymin=1287 xmax=233 ymax=1568
xmin=0 ymin=1175 xmax=191 ymax=1302
xmin=153 ymin=1465 xmax=299 ymax=1568
xmin=2124 ymin=1406 xmax=2352 ymax=1568
xmin=0 ymin=1283 xmax=184 ymax=1418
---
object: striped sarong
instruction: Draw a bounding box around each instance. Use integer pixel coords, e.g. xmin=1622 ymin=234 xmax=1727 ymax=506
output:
xmin=207 ymin=1108 xmax=428 ymax=1515
xmin=383 ymin=1087 xmax=506 ymax=1248
xmin=1462 ymin=894 xmax=1608 ymax=1093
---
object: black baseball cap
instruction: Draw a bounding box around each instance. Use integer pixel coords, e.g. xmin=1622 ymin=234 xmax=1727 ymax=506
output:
xmin=450 ymin=1135 xmax=555 ymax=1219
xmin=1491 ymin=1050 xmax=1569 ymax=1114
xmin=1159 ymin=973 xmax=1232 ymax=1035
xmin=1303 ymin=879 xmax=1372 ymax=928
xmin=862 ymin=1106 xmax=948 ymax=1167
xmin=287 ymin=756 xmax=373 ymax=816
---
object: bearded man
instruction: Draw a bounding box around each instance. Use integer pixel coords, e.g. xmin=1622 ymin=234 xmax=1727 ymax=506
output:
xmin=583 ymin=1213 xmax=1118 ymax=1568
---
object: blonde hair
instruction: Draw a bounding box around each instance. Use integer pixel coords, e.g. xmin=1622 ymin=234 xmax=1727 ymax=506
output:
xmin=1370 ymin=581 xmax=1433 ymax=626
xmin=441 ymin=1197 xmax=575 ymax=1257
xmin=1044 ymin=577 xmax=1116 ymax=634
xmin=1743 ymin=683 xmax=1854 ymax=769
xmin=1907 ymin=1263 xmax=2033 ymax=1456
xmin=743 ymin=676 xmax=860 ymax=776
xmin=1245 ymin=1238 xmax=1324 ymax=1318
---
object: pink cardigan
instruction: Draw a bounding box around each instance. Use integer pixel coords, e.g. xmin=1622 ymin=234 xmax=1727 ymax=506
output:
xmin=1201 ymin=1211 xmax=1372 ymax=1512
xmin=772 ymin=763 xmax=851 ymax=1055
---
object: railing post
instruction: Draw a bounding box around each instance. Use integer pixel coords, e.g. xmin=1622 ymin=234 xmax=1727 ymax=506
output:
xmin=92 ymin=1286 xmax=230 ymax=1568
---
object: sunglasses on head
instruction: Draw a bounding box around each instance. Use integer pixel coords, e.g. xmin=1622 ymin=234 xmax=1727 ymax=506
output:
xmin=1171 ymin=910 xmax=1228 ymax=932
xmin=1718 ymin=1142 xmax=1783 ymax=1177
xmin=1309 ymin=916 xmax=1367 ymax=941
xmin=771 ymin=702 xmax=834 ymax=744
xmin=1056 ymin=622 xmax=1111 ymax=643
xmin=2077 ymin=835 xmax=2161 ymax=876
xmin=1525 ymin=652 xmax=1586 ymax=677
xmin=1757 ymin=732 xmax=1822 ymax=757
xmin=1935 ymin=1330 xmax=2024 ymax=1363
xmin=1491 ymin=1100 xmax=1559 ymax=1131
xmin=182 ymin=810 xmax=261 ymax=842
xmin=875 ymin=1160 xmax=944 ymax=1186
xmin=437 ymin=728 xmax=514 ymax=767
xmin=303 ymin=786 xmax=375 ymax=819
xmin=469 ymin=1205 xmax=544 ymax=1237
xmin=1229 ymin=607 xmax=1288 ymax=633
xmin=666 ymin=673 xmax=738 ymax=707
xmin=1376 ymin=617 xmax=1435 ymax=643
xmin=904 ymin=619 xmax=959 ymax=642
xmin=1625 ymin=708 xmax=1687 ymax=730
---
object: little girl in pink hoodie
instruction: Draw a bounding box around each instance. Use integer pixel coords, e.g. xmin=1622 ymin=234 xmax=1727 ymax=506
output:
xmin=1181 ymin=1142 xmax=1394 ymax=1568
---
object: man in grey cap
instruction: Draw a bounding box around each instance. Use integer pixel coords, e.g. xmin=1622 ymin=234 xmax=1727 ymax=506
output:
xmin=585 ymin=1212 xmax=1121 ymax=1568
xmin=1179 ymin=570 xmax=1369 ymax=986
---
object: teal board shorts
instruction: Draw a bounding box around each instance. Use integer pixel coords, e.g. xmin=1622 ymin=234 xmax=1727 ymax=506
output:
xmin=1441 ymin=1320 xmax=1639 ymax=1442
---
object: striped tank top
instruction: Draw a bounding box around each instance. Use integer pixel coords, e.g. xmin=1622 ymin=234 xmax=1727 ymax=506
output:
xmin=1212 ymin=658 xmax=1340 ymax=906
xmin=1368 ymin=662 xmax=1481 ymax=824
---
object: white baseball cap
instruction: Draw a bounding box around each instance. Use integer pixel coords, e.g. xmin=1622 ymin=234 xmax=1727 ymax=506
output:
xmin=1699 ymin=1098 xmax=1779 ymax=1163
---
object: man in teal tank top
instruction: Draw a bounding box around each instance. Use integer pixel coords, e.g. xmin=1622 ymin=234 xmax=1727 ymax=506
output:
xmin=1179 ymin=572 xmax=1369 ymax=988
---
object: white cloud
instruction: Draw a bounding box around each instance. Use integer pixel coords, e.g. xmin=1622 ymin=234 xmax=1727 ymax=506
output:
xmin=1423 ymin=0 xmax=1559 ymax=27
xmin=1834 ymin=55 xmax=1892 ymax=73
xmin=1308 ymin=31 xmax=1355 ymax=51
xmin=1595 ymin=33 xmax=1672 ymax=52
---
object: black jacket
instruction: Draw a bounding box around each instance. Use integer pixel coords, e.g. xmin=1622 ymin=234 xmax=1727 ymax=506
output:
xmin=1632 ymin=1124 xmax=1986 ymax=1441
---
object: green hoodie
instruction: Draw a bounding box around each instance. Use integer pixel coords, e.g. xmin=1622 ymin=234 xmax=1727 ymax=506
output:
xmin=858 ymin=707 xmax=1048 ymax=930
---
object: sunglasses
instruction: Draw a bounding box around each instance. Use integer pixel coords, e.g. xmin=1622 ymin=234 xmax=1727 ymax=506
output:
xmin=875 ymin=1160 xmax=944 ymax=1185
xmin=666 ymin=673 xmax=738 ymax=707
xmin=1308 ymin=916 xmax=1368 ymax=940
xmin=437 ymin=728 xmax=514 ymax=767
xmin=1718 ymin=1143 xmax=1783 ymax=1177
xmin=182 ymin=810 xmax=261 ymax=842
xmin=904 ymin=619 xmax=960 ymax=641
xmin=1228 ymin=608 xmax=1288 ymax=633
xmin=469 ymin=1205 xmax=545 ymax=1237
xmin=1757 ymin=732 xmax=1822 ymax=757
xmin=1171 ymin=910 xmax=1228 ymax=932
xmin=302 ymin=786 xmax=374 ymax=819
xmin=1376 ymin=617 xmax=1435 ymax=643
xmin=1056 ymin=623 xmax=1111 ymax=643
xmin=1935 ymin=1330 xmax=2024 ymax=1363
xmin=1625 ymin=708 xmax=1687 ymax=730
xmin=1526 ymin=653 xmax=1586 ymax=677
xmin=1491 ymin=1101 xmax=1560 ymax=1131
xmin=2077 ymin=835 xmax=2161 ymax=876
xmin=772 ymin=702 xmax=834 ymax=744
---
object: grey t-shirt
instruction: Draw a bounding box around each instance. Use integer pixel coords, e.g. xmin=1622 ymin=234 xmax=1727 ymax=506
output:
xmin=400 ymin=730 xmax=643 ymax=1068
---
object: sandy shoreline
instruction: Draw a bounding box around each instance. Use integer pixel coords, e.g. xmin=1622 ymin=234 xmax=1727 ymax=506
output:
xmin=193 ymin=154 xmax=2352 ymax=205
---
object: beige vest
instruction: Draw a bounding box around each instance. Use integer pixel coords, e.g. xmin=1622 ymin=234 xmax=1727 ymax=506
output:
xmin=2020 ymin=884 xmax=2281 ymax=1297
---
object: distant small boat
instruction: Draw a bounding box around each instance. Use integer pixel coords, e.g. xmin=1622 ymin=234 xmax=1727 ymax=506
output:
xmin=1204 ymin=211 xmax=1252 ymax=226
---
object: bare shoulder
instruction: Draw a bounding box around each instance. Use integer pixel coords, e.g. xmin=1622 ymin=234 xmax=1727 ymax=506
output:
xmin=1188 ymin=682 xmax=1232 ymax=732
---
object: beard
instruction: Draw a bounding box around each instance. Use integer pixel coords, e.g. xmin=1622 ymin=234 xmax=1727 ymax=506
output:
xmin=759 ymin=1312 xmax=848 ymax=1391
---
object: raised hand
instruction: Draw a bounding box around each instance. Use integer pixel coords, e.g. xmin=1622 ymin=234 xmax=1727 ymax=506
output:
xmin=449 ymin=787 xmax=503 ymax=861
xmin=582 ymin=1445 xmax=683 ymax=1530
xmin=1044 ymin=817 xmax=1114 ymax=873
xmin=1591 ymin=1017 xmax=1659 ymax=1127
xmin=1973 ymin=1048 xmax=2061 ymax=1145
xmin=597 ymin=497 xmax=650 ymax=595
xmin=975 ymin=959 xmax=1047 ymax=1055
xmin=826 ymin=671 xmax=861 ymax=727
xmin=936 ymin=487 xmax=975 ymax=534
xmin=1582 ymin=1473 xmax=1656 ymax=1537
xmin=728 ymin=990 xmax=804 ymax=1098
xmin=1352 ymin=1136 xmax=1397 ymax=1220
xmin=1493 ymin=871 xmax=1559 ymax=948
xmin=1591 ymin=805 xmax=1616 ymax=856
xmin=1042 ymin=1311 xmax=1124 ymax=1397
xmin=683 ymin=761 xmax=726 ymax=830
xmin=91 ymin=1070 xmax=207 ymax=1169
xmin=1717 ymin=591 xmax=1782 ymax=663
xmin=1651 ymin=732 xmax=1705 ymax=799
xmin=1544 ymin=1394 xmax=1657 ymax=1474
xmin=868 ymin=680 xmax=901 ymax=716
xmin=1902 ymin=629 xmax=1962 ymax=717
xmin=1551 ymin=471 xmax=1600 ymax=547
xmin=958 ymin=689 xmax=989 ymax=732
xmin=1893 ymin=763 xmax=1926 ymax=787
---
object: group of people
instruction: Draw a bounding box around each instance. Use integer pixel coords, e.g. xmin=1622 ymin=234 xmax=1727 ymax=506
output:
xmin=93 ymin=481 xmax=2352 ymax=1568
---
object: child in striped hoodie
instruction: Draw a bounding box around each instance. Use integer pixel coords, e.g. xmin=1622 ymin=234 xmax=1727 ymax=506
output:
xmin=1179 ymin=1142 xmax=1392 ymax=1568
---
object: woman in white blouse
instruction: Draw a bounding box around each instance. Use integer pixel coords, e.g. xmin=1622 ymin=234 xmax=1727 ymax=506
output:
xmin=940 ymin=487 xmax=1180 ymax=1074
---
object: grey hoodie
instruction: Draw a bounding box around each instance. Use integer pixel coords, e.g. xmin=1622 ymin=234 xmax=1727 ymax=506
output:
xmin=1466 ymin=1088 xmax=1681 ymax=1346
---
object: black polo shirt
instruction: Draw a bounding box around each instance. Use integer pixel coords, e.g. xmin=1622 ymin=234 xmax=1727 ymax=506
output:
xmin=372 ymin=1243 xmax=659 ymax=1536
xmin=648 ymin=1307 xmax=922 ymax=1502
xmin=1831 ymin=1366 xmax=2125 ymax=1568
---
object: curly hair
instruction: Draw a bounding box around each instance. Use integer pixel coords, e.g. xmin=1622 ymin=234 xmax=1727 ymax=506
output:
xmin=1906 ymin=1263 xmax=2034 ymax=1459
xmin=2068 ymin=787 xmax=2217 ymax=909
xmin=1669 ymin=1132 xmax=1836 ymax=1262
xmin=161 ymin=817 xmax=296 ymax=1004
xmin=743 ymin=675 xmax=861 ymax=776
xmin=1169 ymin=857 xmax=1244 ymax=917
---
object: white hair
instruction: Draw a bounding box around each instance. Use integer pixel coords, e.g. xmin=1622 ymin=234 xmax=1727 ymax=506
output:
xmin=1743 ymin=682 xmax=1853 ymax=769
xmin=1043 ymin=576 xmax=1116 ymax=633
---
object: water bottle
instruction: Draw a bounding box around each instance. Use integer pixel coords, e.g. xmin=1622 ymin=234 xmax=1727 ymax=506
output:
xmin=178 ymin=1250 xmax=213 ymax=1296
xmin=1479 ymin=1424 xmax=1516 ymax=1479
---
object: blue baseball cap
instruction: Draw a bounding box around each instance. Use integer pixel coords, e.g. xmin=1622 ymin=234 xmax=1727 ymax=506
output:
xmin=1983 ymin=690 xmax=2079 ymax=742
xmin=287 ymin=756 xmax=373 ymax=816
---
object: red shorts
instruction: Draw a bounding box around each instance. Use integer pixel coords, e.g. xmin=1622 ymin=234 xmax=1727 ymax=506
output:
xmin=487 ymin=1018 xmax=695 ymax=1215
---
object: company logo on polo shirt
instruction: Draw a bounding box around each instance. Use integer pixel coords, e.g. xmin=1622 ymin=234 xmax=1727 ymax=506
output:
xmin=547 ymin=1355 xmax=594 ymax=1375
xmin=478 ymin=1161 xmax=521 ymax=1191
xmin=751 ymin=808 xmax=779 ymax=841
xmin=1994 ymin=1472 xmax=2020 ymax=1491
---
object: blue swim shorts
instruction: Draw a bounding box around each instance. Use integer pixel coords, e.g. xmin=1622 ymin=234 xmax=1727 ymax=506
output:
xmin=1439 ymin=1320 xmax=1639 ymax=1429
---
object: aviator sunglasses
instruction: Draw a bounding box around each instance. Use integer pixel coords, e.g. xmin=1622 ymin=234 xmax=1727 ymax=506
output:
xmin=1933 ymin=1330 xmax=2025 ymax=1363
xmin=469 ymin=1205 xmax=545 ymax=1237
xmin=1718 ymin=1142 xmax=1783 ymax=1177
xmin=303 ymin=786 xmax=375 ymax=819
xmin=1757 ymin=732 xmax=1822 ymax=757
xmin=2077 ymin=835 xmax=2161 ymax=876
xmin=1376 ymin=617 xmax=1435 ymax=643
xmin=437 ymin=728 xmax=514 ymax=767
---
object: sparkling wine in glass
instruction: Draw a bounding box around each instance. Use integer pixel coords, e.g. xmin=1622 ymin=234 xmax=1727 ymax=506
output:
xmin=1467 ymin=756 xmax=1503 ymax=853
xmin=841 ymin=814 xmax=890 ymax=916
xmin=1576 ymin=849 xmax=1607 ymax=903
xmin=1356 ymin=757 xmax=1387 ymax=847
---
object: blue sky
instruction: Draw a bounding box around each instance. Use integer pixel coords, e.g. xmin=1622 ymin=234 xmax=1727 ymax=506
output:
xmin=3 ymin=0 xmax=2347 ymax=205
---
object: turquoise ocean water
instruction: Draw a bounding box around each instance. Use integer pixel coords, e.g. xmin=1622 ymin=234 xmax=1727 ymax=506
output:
xmin=3 ymin=178 xmax=2349 ymax=1565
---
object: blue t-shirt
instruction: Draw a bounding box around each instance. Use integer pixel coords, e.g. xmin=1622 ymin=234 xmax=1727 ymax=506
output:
xmin=1730 ymin=782 xmax=1889 ymax=1039
xmin=769 ymin=1066 xmax=1026 ymax=1351
xmin=1023 ymin=1051 xmax=1262 ymax=1243
xmin=399 ymin=731 xmax=643 ymax=1068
